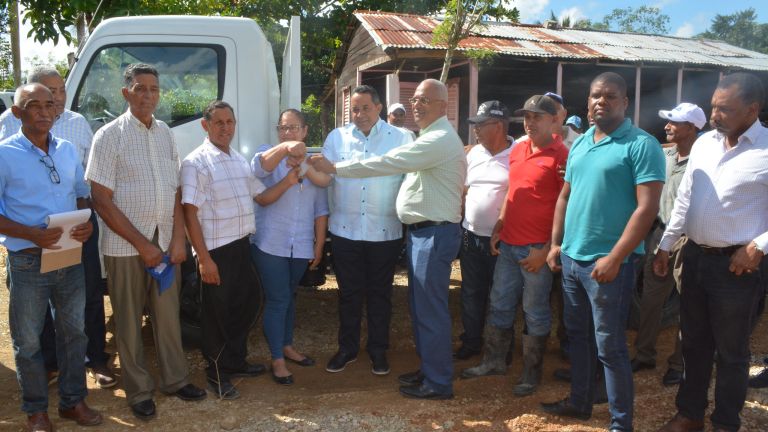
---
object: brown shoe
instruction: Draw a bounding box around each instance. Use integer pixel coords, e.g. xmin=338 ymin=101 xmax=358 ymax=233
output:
xmin=26 ymin=412 xmax=52 ymax=432
xmin=657 ymin=413 xmax=704 ymax=432
xmin=58 ymin=401 xmax=103 ymax=426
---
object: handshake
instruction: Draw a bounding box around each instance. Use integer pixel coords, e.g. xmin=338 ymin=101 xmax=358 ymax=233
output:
xmin=281 ymin=140 xmax=336 ymax=175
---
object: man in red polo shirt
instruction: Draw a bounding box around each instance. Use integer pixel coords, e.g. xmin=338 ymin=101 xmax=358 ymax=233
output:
xmin=461 ymin=95 xmax=568 ymax=397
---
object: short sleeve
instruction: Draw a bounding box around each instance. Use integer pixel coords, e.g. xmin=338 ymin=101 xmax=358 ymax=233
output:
xmin=180 ymin=159 xmax=209 ymax=208
xmin=85 ymin=127 xmax=118 ymax=191
xmin=630 ymin=137 xmax=666 ymax=185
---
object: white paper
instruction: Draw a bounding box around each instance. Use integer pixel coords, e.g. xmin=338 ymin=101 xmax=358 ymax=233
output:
xmin=44 ymin=209 xmax=92 ymax=250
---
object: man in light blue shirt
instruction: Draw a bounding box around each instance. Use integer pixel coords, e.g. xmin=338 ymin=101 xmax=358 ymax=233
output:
xmin=322 ymin=86 xmax=412 ymax=376
xmin=0 ymin=84 xmax=102 ymax=431
xmin=0 ymin=65 xmax=115 ymax=390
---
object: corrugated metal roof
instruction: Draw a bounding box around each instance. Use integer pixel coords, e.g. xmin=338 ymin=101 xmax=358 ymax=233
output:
xmin=354 ymin=11 xmax=768 ymax=71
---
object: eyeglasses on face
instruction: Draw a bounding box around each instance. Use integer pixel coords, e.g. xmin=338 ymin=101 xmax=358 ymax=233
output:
xmin=276 ymin=125 xmax=302 ymax=133
xmin=409 ymin=96 xmax=434 ymax=105
xmin=39 ymin=155 xmax=60 ymax=184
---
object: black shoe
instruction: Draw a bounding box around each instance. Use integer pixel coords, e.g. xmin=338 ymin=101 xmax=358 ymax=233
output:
xmin=540 ymin=398 xmax=591 ymax=421
xmin=398 ymin=369 xmax=425 ymax=386
xmin=286 ymin=355 xmax=316 ymax=367
xmin=173 ymin=383 xmax=207 ymax=401
xmin=399 ymin=383 xmax=453 ymax=400
xmin=229 ymin=363 xmax=267 ymax=378
xmin=553 ymin=368 xmax=571 ymax=382
xmin=271 ymin=371 xmax=294 ymax=386
xmin=325 ymin=351 xmax=357 ymax=373
xmin=630 ymin=358 xmax=655 ymax=373
xmin=453 ymin=345 xmax=481 ymax=360
xmin=663 ymin=368 xmax=683 ymax=386
xmin=370 ymin=353 xmax=390 ymax=376
xmin=131 ymin=399 xmax=156 ymax=421
xmin=749 ymin=367 xmax=768 ymax=388
xmin=207 ymin=379 xmax=240 ymax=400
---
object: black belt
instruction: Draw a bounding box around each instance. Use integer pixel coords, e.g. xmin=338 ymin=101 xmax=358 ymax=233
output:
xmin=18 ymin=247 xmax=42 ymax=255
xmin=691 ymin=241 xmax=743 ymax=257
xmin=406 ymin=220 xmax=451 ymax=231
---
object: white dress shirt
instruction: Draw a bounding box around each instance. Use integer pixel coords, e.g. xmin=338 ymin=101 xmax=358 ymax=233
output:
xmin=0 ymin=108 xmax=94 ymax=169
xmin=323 ymin=119 xmax=412 ymax=241
xmin=659 ymin=119 xmax=768 ymax=252
xmin=463 ymin=141 xmax=512 ymax=237
xmin=181 ymin=139 xmax=265 ymax=251
xmin=86 ymin=111 xmax=180 ymax=256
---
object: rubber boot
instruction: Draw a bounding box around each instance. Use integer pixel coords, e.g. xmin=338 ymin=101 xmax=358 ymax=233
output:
xmin=460 ymin=325 xmax=514 ymax=379
xmin=512 ymin=334 xmax=548 ymax=396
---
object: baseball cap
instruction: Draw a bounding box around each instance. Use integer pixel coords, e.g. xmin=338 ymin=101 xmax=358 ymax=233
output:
xmin=388 ymin=103 xmax=406 ymax=115
xmin=544 ymin=92 xmax=564 ymax=106
xmin=565 ymin=115 xmax=582 ymax=129
xmin=658 ymin=103 xmax=706 ymax=129
xmin=467 ymin=100 xmax=510 ymax=123
xmin=513 ymin=95 xmax=558 ymax=116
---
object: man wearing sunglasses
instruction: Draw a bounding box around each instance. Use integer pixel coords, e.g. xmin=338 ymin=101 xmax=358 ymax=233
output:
xmin=0 ymin=83 xmax=102 ymax=431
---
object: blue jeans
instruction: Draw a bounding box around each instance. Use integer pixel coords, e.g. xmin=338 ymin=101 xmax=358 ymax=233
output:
xmin=7 ymin=251 xmax=88 ymax=414
xmin=458 ymin=229 xmax=497 ymax=351
xmin=561 ymin=253 xmax=638 ymax=432
xmin=250 ymin=245 xmax=308 ymax=360
xmin=488 ymin=242 xmax=552 ymax=336
xmin=407 ymin=222 xmax=461 ymax=395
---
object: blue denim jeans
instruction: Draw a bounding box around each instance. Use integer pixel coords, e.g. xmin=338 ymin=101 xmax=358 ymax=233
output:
xmin=458 ymin=229 xmax=497 ymax=350
xmin=561 ymin=253 xmax=638 ymax=432
xmin=407 ymin=222 xmax=461 ymax=395
xmin=7 ymin=251 xmax=88 ymax=414
xmin=488 ymin=242 xmax=552 ymax=336
xmin=250 ymin=245 xmax=308 ymax=360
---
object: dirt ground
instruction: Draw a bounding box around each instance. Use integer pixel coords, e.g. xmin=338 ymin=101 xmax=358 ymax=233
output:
xmin=0 ymin=248 xmax=767 ymax=432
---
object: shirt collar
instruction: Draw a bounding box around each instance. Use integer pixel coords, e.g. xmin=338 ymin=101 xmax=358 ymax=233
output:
xmin=586 ymin=118 xmax=632 ymax=145
xmin=126 ymin=110 xmax=157 ymax=130
xmin=15 ymin=130 xmax=57 ymax=155
xmin=353 ymin=118 xmax=383 ymax=138
xmin=203 ymin=138 xmax=232 ymax=156
xmin=421 ymin=116 xmax=449 ymax=134
xmin=720 ymin=118 xmax=764 ymax=147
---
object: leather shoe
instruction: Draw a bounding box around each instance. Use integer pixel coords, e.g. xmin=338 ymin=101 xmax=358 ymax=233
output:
xmin=399 ymin=383 xmax=453 ymax=400
xmin=272 ymin=371 xmax=294 ymax=386
xmin=540 ymin=398 xmax=591 ymax=420
xmin=58 ymin=400 xmax=103 ymax=426
xmin=89 ymin=364 xmax=117 ymax=389
xmin=325 ymin=351 xmax=357 ymax=373
xmin=229 ymin=363 xmax=267 ymax=377
xmin=663 ymin=368 xmax=683 ymax=386
xmin=26 ymin=412 xmax=52 ymax=432
xmin=453 ymin=345 xmax=481 ymax=360
xmin=207 ymin=379 xmax=240 ymax=400
xmin=174 ymin=383 xmax=207 ymax=401
xmin=398 ymin=369 xmax=425 ymax=386
xmin=286 ymin=355 xmax=316 ymax=367
xmin=630 ymin=358 xmax=656 ymax=372
xmin=370 ymin=352 xmax=390 ymax=375
xmin=656 ymin=413 xmax=704 ymax=432
xmin=748 ymin=367 xmax=768 ymax=388
xmin=131 ymin=399 xmax=156 ymax=420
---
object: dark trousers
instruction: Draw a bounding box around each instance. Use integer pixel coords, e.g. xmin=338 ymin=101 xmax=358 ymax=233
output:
xmin=675 ymin=241 xmax=767 ymax=431
xmin=458 ymin=229 xmax=496 ymax=351
xmin=42 ymin=212 xmax=109 ymax=371
xmin=331 ymin=233 xmax=401 ymax=356
xmin=200 ymin=237 xmax=260 ymax=381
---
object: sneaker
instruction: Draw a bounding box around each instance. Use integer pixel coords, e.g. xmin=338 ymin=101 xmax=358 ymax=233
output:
xmin=370 ymin=353 xmax=390 ymax=375
xmin=325 ymin=351 xmax=357 ymax=373
xmin=89 ymin=365 xmax=117 ymax=389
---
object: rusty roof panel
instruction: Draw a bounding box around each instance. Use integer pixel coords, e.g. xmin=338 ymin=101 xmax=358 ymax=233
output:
xmin=353 ymin=11 xmax=768 ymax=71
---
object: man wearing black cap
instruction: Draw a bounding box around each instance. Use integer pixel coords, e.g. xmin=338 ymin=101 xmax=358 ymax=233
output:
xmin=454 ymin=101 xmax=513 ymax=361
xmin=462 ymin=95 xmax=568 ymax=398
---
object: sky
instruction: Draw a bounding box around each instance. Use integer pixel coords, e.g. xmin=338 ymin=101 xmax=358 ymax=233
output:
xmin=13 ymin=1 xmax=768 ymax=72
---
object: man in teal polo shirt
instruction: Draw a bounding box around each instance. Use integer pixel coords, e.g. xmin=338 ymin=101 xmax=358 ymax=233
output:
xmin=541 ymin=72 xmax=665 ymax=432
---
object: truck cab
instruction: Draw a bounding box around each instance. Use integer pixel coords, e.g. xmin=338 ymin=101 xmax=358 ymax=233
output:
xmin=65 ymin=15 xmax=292 ymax=160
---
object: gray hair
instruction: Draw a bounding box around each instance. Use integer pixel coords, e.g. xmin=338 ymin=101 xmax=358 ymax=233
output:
xmin=27 ymin=65 xmax=61 ymax=84
xmin=123 ymin=63 xmax=159 ymax=87
xmin=421 ymin=78 xmax=448 ymax=101
xmin=13 ymin=83 xmax=50 ymax=107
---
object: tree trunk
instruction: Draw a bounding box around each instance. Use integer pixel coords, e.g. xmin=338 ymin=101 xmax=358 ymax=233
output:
xmin=439 ymin=48 xmax=453 ymax=83
xmin=9 ymin=0 xmax=22 ymax=86
xmin=76 ymin=14 xmax=88 ymax=48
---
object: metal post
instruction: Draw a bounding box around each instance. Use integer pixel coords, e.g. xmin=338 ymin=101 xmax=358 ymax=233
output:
xmin=634 ymin=66 xmax=641 ymax=127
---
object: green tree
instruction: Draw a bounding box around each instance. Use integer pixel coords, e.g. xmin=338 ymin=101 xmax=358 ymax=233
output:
xmin=698 ymin=8 xmax=768 ymax=54
xmin=599 ymin=6 xmax=669 ymax=34
xmin=432 ymin=0 xmax=519 ymax=83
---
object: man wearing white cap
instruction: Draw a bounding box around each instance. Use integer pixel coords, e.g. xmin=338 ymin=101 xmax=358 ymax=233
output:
xmin=630 ymin=102 xmax=705 ymax=387
xmin=387 ymin=103 xmax=417 ymax=140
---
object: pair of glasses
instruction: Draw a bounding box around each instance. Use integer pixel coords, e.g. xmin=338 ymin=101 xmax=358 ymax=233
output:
xmin=409 ymin=96 xmax=433 ymax=105
xmin=276 ymin=125 xmax=302 ymax=133
xmin=39 ymin=155 xmax=60 ymax=184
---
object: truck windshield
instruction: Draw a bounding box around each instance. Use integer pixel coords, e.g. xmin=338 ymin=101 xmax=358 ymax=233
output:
xmin=72 ymin=44 xmax=224 ymax=132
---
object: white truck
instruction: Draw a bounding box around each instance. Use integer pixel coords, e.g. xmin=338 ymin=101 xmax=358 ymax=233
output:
xmin=64 ymin=15 xmax=302 ymax=160
xmin=63 ymin=15 xmax=304 ymax=345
